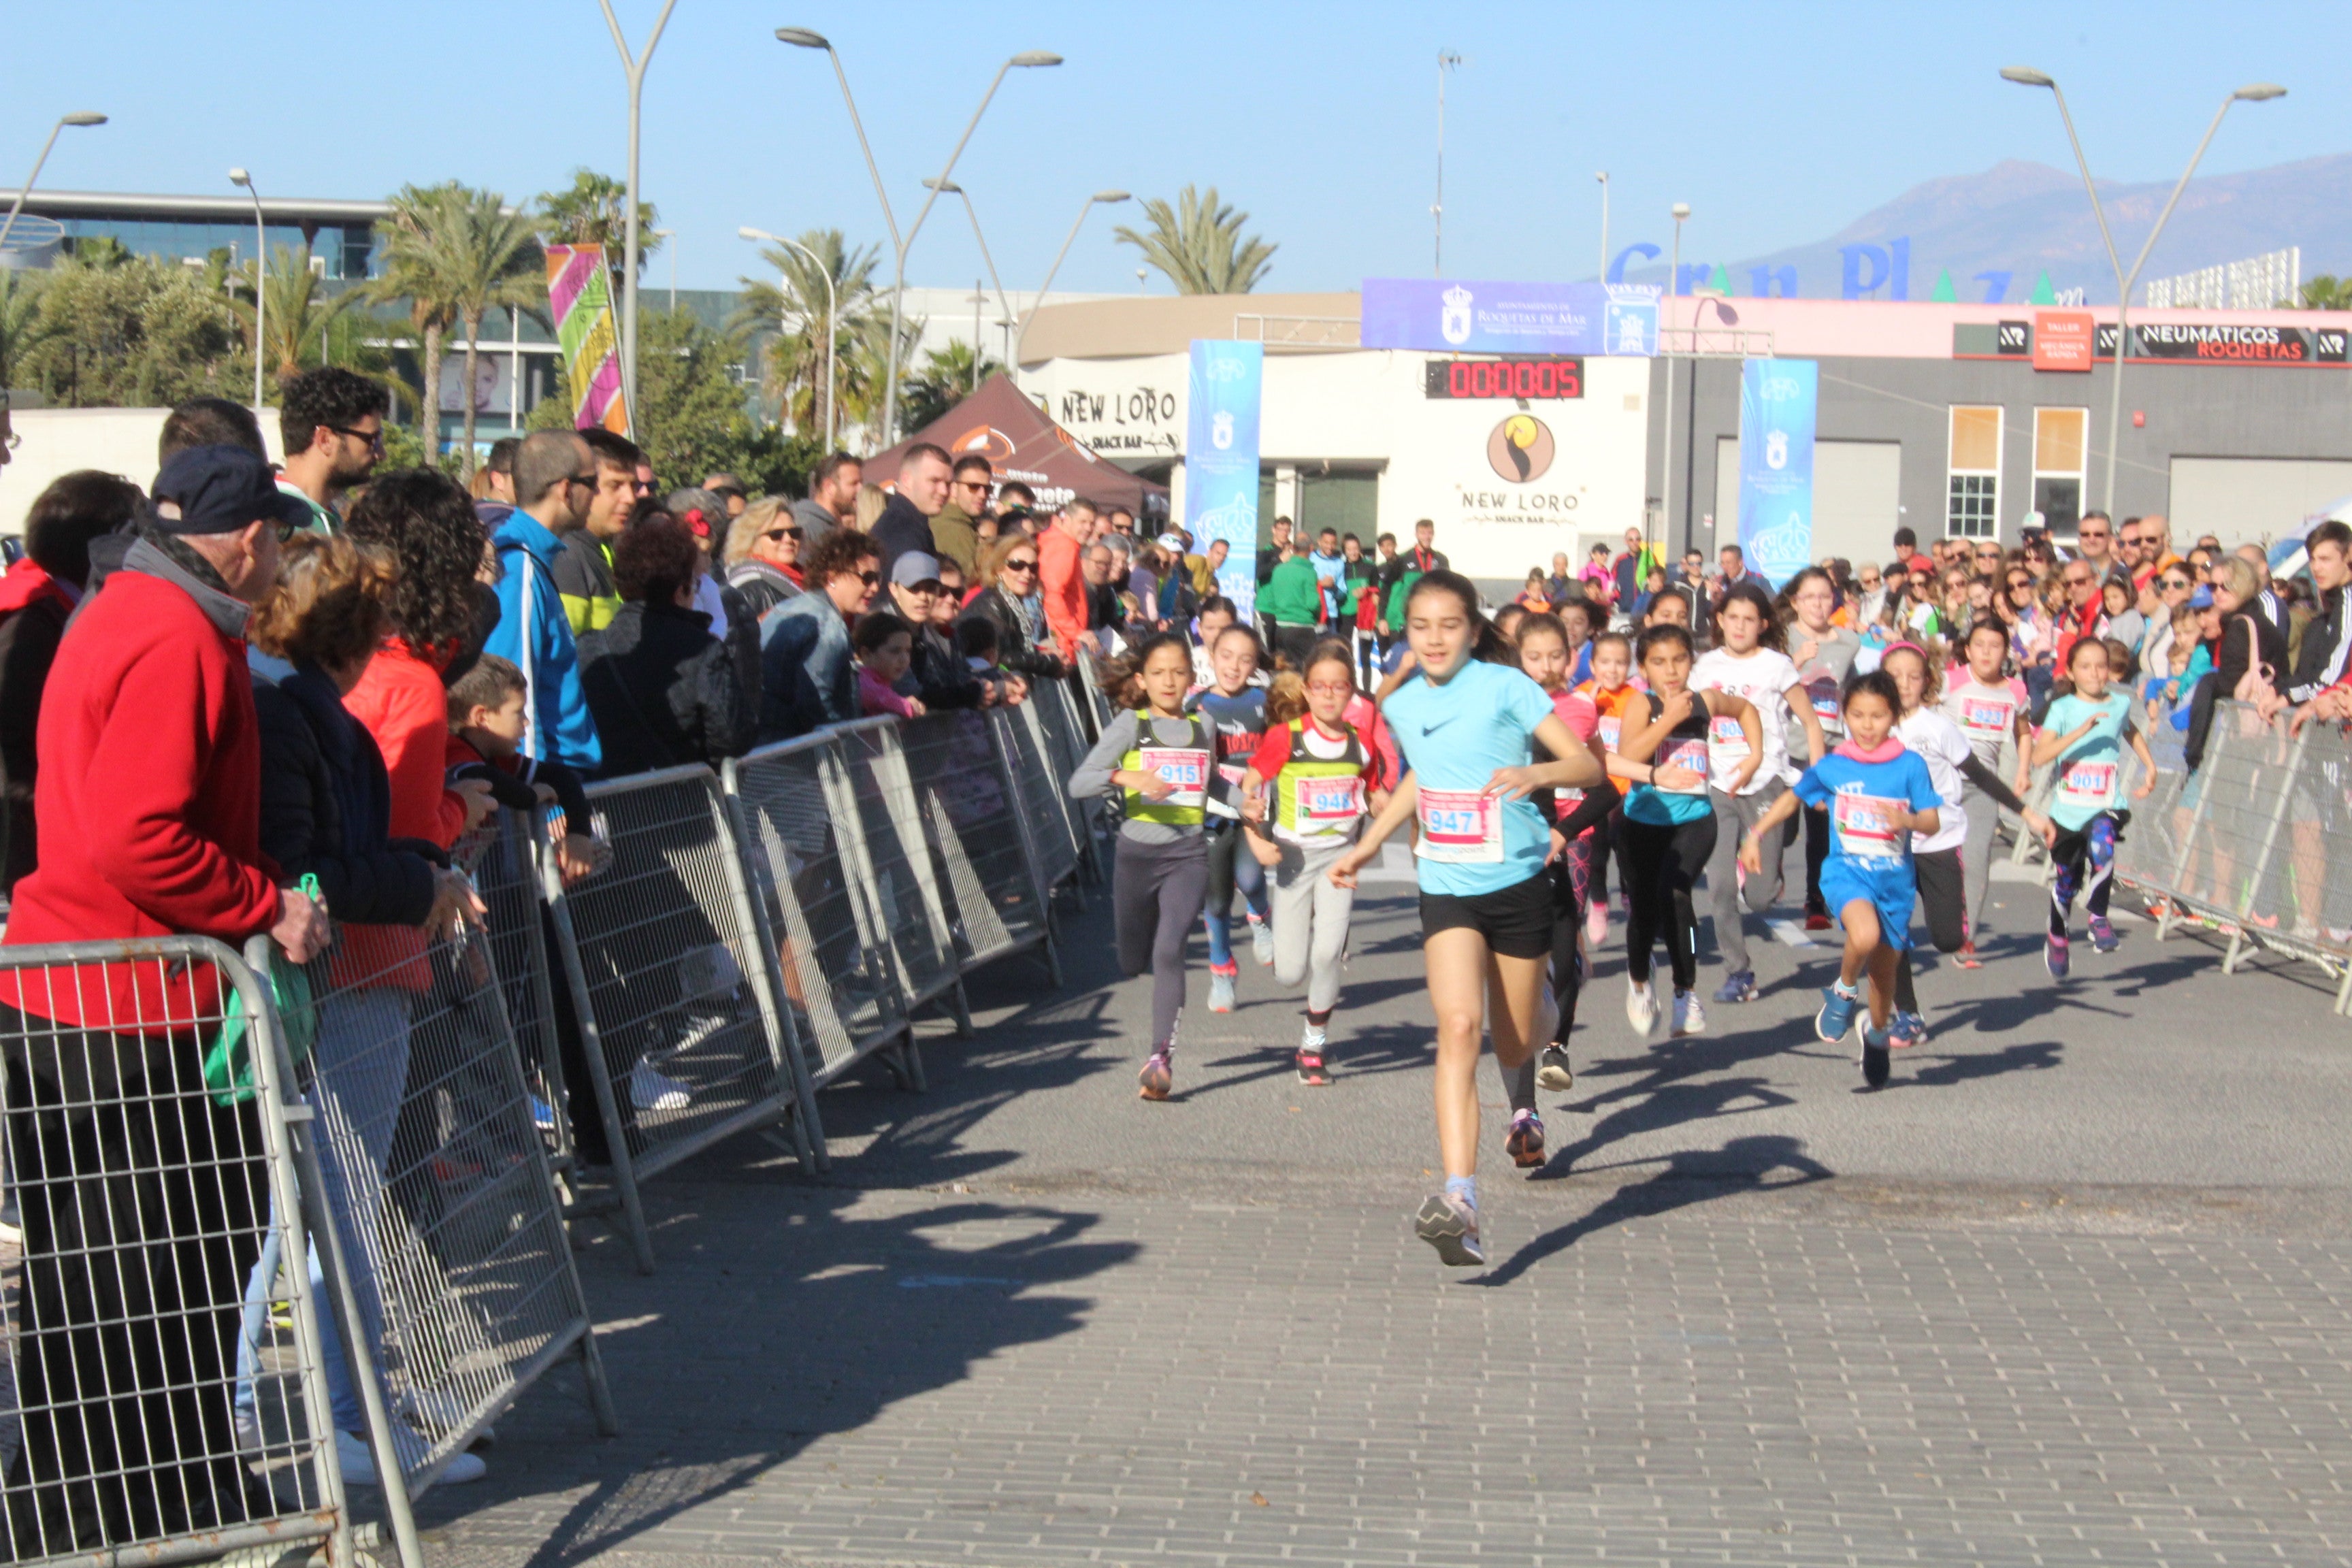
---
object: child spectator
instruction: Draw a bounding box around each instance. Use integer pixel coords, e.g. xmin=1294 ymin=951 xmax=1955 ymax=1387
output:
xmin=855 ymin=613 xmax=924 ymax=719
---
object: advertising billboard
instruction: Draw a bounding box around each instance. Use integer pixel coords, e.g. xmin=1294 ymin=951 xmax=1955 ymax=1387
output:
xmin=1361 ymin=279 xmax=1659 ymax=357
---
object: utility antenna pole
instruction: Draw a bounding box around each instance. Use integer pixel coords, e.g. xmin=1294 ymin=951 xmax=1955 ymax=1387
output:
xmin=1434 ymin=50 xmax=1463 ymax=276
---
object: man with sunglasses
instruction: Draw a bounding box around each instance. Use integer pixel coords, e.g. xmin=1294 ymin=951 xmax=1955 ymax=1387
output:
xmin=2072 ymin=510 xmax=2117 ymax=579
xmin=275 ymin=367 xmax=386 ymax=535
xmin=483 ymin=431 xmax=604 ymax=775
xmin=930 ymin=455 xmax=992 ymax=578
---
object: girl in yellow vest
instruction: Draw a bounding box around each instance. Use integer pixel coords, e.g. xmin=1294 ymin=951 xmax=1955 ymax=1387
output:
xmin=1239 ymin=639 xmax=1390 ymax=1085
xmin=1067 ymin=632 xmax=1220 ymax=1100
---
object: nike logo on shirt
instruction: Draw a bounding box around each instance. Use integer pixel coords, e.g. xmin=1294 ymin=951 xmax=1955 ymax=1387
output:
xmin=1422 ymin=717 xmax=1457 ymax=735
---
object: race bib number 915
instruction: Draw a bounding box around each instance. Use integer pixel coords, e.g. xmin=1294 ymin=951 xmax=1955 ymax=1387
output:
xmin=1137 ymin=747 xmax=1209 ymax=808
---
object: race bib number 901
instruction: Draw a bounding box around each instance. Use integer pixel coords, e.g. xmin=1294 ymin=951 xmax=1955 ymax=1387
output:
xmin=2056 ymin=758 xmax=2119 ymax=813
xmin=1415 ymin=787 xmax=1503 ymax=863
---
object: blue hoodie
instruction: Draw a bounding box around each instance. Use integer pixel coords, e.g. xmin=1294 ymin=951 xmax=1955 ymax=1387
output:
xmin=484 ymin=511 xmax=602 ymax=774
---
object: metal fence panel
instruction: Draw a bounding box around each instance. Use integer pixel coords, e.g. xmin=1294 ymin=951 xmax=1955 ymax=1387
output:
xmin=996 ymin=702 xmax=1080 ymax=892
xmin=831 ymin=719 xmax=968 ymax=1041
xmin=258 ymin=829 xmax=619 ymax=1506
xmin=474 ymin=808 xmax=574 ymax=1170
xmin=896 ymin=712 xmax=1058 ymax=983
xmin=0 ymin=939 xmax=357 ymax=1568
xmin=725 ymin=738 xmax=915 ymax=1090
xmin=544 ymin=766 xmax=815 ymax=1269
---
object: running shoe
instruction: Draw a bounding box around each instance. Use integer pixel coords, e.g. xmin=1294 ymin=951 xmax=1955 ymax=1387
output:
xmin=1294 ymin=1047 xmax=1330 ymax=1086
xmin=1804 ymin=911 xmax=1834 ymax=932
xmin=529 ymin=1094 xmax=558 ymax=1134
xmin=1250 ymin=916 xmax=1275 ymax=967
xmin=1414 ymin=1194 xmax=1485 ymax=1267
xmin=1625 ymin=979 xmax=1660 ymax=1039
xmin=1671 ymin=990 xmax=1707 ymax=1037
xmin=1712 ymin=969 xmax=1757 ymax=1004
xmin=1860 ymin=1026 xmax=1892 ymax=1088
xmin=1207 ymin=964 xmax=1237 ymax=1013
xmin=1887 ymin=1009 xmax=1927 ymax=1049
xmin=1137 ymin=1047 xmax=1174 ymax=1100
xmin=627 ymin=1061 xmax=692 ymax=1114
xmin=1815 ymin=979 xmax=1863 ymax=1044
xmin=2045 ymin=931 xmax=2070 ymax=979
xmin=1951 ymin=941 xmax=1983 ymax=970
xmin=1585 ymin=896 xmax=1609 ymax=946
xmin=2088 ymin=915 xmax=2120 ymax=953
xmin=1535 ymin=1044 xmax=1575 ymax=1093
xmin=1506 ymin=1108 xmax=1546 ymax=1169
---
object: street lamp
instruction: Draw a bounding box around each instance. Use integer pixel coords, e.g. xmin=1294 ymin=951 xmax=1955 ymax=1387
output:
xmin=1595 ymin=172 xmax=1610 ymax=283
xmin=0 ymin=111 xmax=108 ymax=257
xmin=1660 ymin=203 xmax=1690 ymax=553
xmin=922 ymin=178 xmax=1014 ymax=364
xmin=2001 ymin=67 xmax=2285 ymax=514
xmin=653 ymin=228 xmax=676 ymax=311
xmin=779 ymin=27 xmax=1060 ymax=441
xmin=229 ymin=168 xmax=267 ymax=415
xmin=740 ymin=225 xmax=838 ymax=451
xmin=1433 ymin=50 xmax=1462 ymax=275
xmin=598 ymin=0 xmax=680 ymax=440
xmin=1021 ymin=190 xmax=1129 ymax=363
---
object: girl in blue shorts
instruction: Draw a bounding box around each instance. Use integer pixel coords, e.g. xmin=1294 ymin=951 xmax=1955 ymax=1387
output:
xmin=1740 ymin=670 xmax=1942 ymax=1088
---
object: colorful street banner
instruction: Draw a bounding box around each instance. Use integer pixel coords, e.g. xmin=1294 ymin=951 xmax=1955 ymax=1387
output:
xmin=1185 ymin=340 xmax=1264 ymax=621
xmin=1737 ymin=358 xmax=1818 ymax=587
xmin=1360 ymin=278 xmax=1659 ymax=357
xmin=544 ymin=244 xmax=630 ymax=436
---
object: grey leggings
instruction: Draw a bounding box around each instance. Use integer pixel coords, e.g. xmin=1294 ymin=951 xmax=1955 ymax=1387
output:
xmin=1703 ymin=779 xmax=1792 ymax=975
xmin=1114 ymin=832 xmax=1210 ymax=1048
xmin=1269 ymin=838 xmax=1356 ymax=1013
xmin=1959 ymin=784 xmax=1999 ymax=940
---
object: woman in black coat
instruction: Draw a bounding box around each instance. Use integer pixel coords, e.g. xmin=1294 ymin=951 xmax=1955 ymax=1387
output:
xmin=962 ymin=533 xmax=1067 ymax=681
xmin=577 ymin=517 xmax=757 ymax=775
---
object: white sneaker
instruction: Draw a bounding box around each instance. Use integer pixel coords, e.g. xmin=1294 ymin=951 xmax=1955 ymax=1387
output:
xmin=1671 ymin=990 xmax=1707 ymax=1037
xmin=1250 ymin=917 xmax=1275 ymax=966
xmin=1625 ymin=979 xmax=1659 ymax=1039
xmin=336 ymin=1428 xmax=487 ymax=1488
xmin=1300 ymin=1022 xmax=1328 ymax=1052
xmin=629 ymin=1060 xmax=693 ymax=1113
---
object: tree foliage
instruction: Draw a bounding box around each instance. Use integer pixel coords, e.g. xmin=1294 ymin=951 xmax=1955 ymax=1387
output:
xmin=14 ymin=246 xmax=248 ymax=408
xmin=228 ymin=242 xmax=355 ymax=381
xmin=2296 ymin=274 xmax=2352 ymax=311
xmin=732 ymin=228 xmax=881 ymax=444
xmin=898 ymin=339 xmax=1004 ymax=434
xmin=536 ymin=168 xmax=659 ymax=295
xmin=1113 ymin=184 xmax=1277 ymax=295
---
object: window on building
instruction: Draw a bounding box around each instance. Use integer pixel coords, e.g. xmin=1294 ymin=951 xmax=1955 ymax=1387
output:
xmin=1946 ymin=405 xmax=2002 ymax=539
xmin=1297 ymin=468 xmax=1380 ymax=546
xmin=2033 ymin=407 xmax=2088 ymax=534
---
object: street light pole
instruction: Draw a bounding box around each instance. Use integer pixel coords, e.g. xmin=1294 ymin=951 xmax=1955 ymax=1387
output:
xmin=0 ymin=111 xmax=106 ymax=256
xmin=229 ymin=168 xmax=267 ymax=415
xmin=1659 ymin=202 xmax=1688 ymax=555
xmin=598 ymin=0 xmax=679 ymax=441
xmin=924 ymin=178 xmax=1015 ymax=363
xmin=1021 ymin=190 xmax=1130 ymax=363
xmin=1433 ymin=50 xmax=1462 ymax=276
xmin=779 ymin=28 xmax=1059 ymax=443
xmin=2001 ymin=67 xmax=2285 ymax=516
xmin=739 ymin=226 xmax=838 ymax=451
xmin=1595 ymin=172 xmax=1610 ymax=283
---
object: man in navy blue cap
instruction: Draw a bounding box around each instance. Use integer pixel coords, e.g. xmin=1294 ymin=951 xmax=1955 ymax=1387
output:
xmin=0 ymin=442 xmax=327 ymax=1551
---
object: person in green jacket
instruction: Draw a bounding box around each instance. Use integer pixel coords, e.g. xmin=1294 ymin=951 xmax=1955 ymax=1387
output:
xmin=1263 ymin=549 xmax=1326 ymax=668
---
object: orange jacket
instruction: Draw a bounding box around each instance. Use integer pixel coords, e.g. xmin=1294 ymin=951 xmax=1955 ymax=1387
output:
xmin=1038 ymin=525 xmax=1090 ymax=662
xmin=344 ymin=638 xmax=469 ymax=848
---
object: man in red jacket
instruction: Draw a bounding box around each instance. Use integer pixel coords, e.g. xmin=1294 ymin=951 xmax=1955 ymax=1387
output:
xmin=0 ymin=444 xmax=328 ymax=1552
xmin=1037 ymin=496 xmax=1102 ymax=663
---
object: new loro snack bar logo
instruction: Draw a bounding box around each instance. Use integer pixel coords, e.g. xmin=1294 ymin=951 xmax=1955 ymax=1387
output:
xmin=1486 ymin=413 xmax=1554 ymax=483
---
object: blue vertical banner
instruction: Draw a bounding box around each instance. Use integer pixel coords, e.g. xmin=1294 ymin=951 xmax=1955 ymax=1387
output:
xmin=1185 ymin=340 xmax=1264 ymax=621
xmin=1737 ymin=358 xmax=1818 ymax=587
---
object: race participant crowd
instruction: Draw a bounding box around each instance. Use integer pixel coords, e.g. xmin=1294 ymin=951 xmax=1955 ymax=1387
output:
xmin=1066 ymin=498 xmax=2352 ymax=1271
xmin=2 ymin=357 xmax=2347 ymax=1547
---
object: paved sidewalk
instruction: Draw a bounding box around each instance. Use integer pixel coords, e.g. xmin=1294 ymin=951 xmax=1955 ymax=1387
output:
xmin=416 ymin=873 xmax=2352 ymax=1567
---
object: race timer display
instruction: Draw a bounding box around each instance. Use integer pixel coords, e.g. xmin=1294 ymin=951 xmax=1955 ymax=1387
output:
xmin=1424 ymin=357 xmax=1584 ymax=400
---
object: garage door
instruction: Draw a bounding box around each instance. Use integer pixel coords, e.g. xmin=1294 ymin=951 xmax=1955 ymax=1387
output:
xmin=2167 ymin=457 xmax=2352 ymax=551
xmin=1714 ymin=438 xmax=1902 ymax=570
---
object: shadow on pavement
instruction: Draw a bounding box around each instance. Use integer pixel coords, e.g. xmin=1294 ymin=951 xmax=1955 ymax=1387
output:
xmin=1473 ymin=1133 xmax=1833 ymax=1287
xmin=411 ymin=1188 xmax=1137 ymax=1566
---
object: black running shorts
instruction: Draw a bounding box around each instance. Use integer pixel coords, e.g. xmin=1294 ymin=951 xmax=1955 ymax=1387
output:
xmin=1418 ymin=872 xmax=1554 ymax=960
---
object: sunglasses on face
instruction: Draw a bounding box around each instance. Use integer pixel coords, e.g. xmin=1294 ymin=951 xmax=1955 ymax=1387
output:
xmin=2161 ymin=576 xmax=2191 ymax=590
xmin=1002 ymin=559 xmax=1038 ymax=574
xmin=2008 ymin=578 xmax=2034 ymax=591
xmin=2065 ymin=572 xmax=2092 ymax=586
xmin=328 ymin=423 xmax=385 ymax=452
xmin=855 ymin=570 xmax=880 ymax=586
xmin=760 ymin=526 xmax=802 ymax=542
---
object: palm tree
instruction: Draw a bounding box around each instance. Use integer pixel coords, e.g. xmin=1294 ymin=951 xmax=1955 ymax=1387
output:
xmin=536 ymin=168 xmax=659 ymax=296
xmin=1113 ymin=185 xmax=1277 ymax=295
xmin=899 ymin=340 xmax=1004 ymax=434
xmin=732 ymin=228 xmax=880 ymax=441
xmin=0 ymin=270 xmax=49 ymax=399
xmin=2298 ymin=275 xmax=2352 ymax=311
xmin=840 ymin=308 xmax=927 ymax=445
xmin=228 ymin=242 xmax=355 ymax=383
xmin=437 ymin=189 xmax=544 ymax=472
xmin=370 ymin=182 xmax=465 ymax=457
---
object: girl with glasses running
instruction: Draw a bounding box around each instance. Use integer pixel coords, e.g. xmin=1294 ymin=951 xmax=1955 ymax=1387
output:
xmin=1327 ymin=572 xmax=1602 ymax=1267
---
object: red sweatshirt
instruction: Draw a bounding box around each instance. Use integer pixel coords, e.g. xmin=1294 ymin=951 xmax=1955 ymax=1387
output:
xmin=346 ymin=637 xmax=468 ymax=847
xmin=1038 ymin=525 xmax=1090 ymax=662
xmin=0 ymin=564 xmax=281 ymax=1032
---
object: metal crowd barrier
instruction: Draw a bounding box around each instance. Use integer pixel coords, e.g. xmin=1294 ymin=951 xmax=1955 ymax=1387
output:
xmin=832 ymin=718 xmax=974 ymax=1060
xmin=896 ymin=710 xmax=1062 ymax=987
xmin=542 ymin=766 xmax=818 ymax=1271
xmin=1039 ymin=675 xmax=1108 ymax=881
xmin=257 ymin=838 xmax=619 ymax=1512
xmin=474 ymin=809 xmax=576 ymax=1173
xmin=726 ymin=735 xmax=919 ymax=1096
xmin=2112 ymin=699 xmax=2352 ymax=1014
xmin=994 ymin=701 xmax=1082 ymax=896
xmin=0 ymin=939 xmax=361 ymax=1568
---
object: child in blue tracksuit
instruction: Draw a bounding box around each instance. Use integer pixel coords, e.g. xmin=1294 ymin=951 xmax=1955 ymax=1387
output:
xmin=1741 ymin=669 xmax=1941 ymax=1088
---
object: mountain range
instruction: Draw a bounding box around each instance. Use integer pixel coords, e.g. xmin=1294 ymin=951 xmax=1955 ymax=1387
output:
xmin=1614 ymin=155 xmax=2352 ymax=305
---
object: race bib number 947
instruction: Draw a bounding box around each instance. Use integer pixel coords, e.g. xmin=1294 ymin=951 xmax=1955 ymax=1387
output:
xmin=1415 ymin=787 xmax=1503 ymax=863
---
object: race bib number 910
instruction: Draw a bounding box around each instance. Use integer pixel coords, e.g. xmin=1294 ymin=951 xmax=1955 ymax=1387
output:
xmin=1416 ymin=787 xmax=1503 ymax=863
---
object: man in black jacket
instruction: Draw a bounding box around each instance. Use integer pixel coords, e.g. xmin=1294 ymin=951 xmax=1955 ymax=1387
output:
xmin=575 ymin=519 xmax=756 ymax=774
xmin=2289 ymin=521 xmax=2352 ymax=708
xmin=870 ymin=443 xmax=953 ymax=578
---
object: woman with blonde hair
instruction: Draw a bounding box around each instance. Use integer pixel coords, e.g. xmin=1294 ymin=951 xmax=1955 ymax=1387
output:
xmin=854 ymin=482 xmax=888 ymax=532
xmin=722 ymin=495 xmax=804 ymax=620
xmin=964 ymin=532 xmax=1066 ymax=680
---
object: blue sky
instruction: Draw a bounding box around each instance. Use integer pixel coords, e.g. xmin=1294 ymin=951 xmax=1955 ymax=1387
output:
xmin=3 ymin=1 xmax=2344 ymax=297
